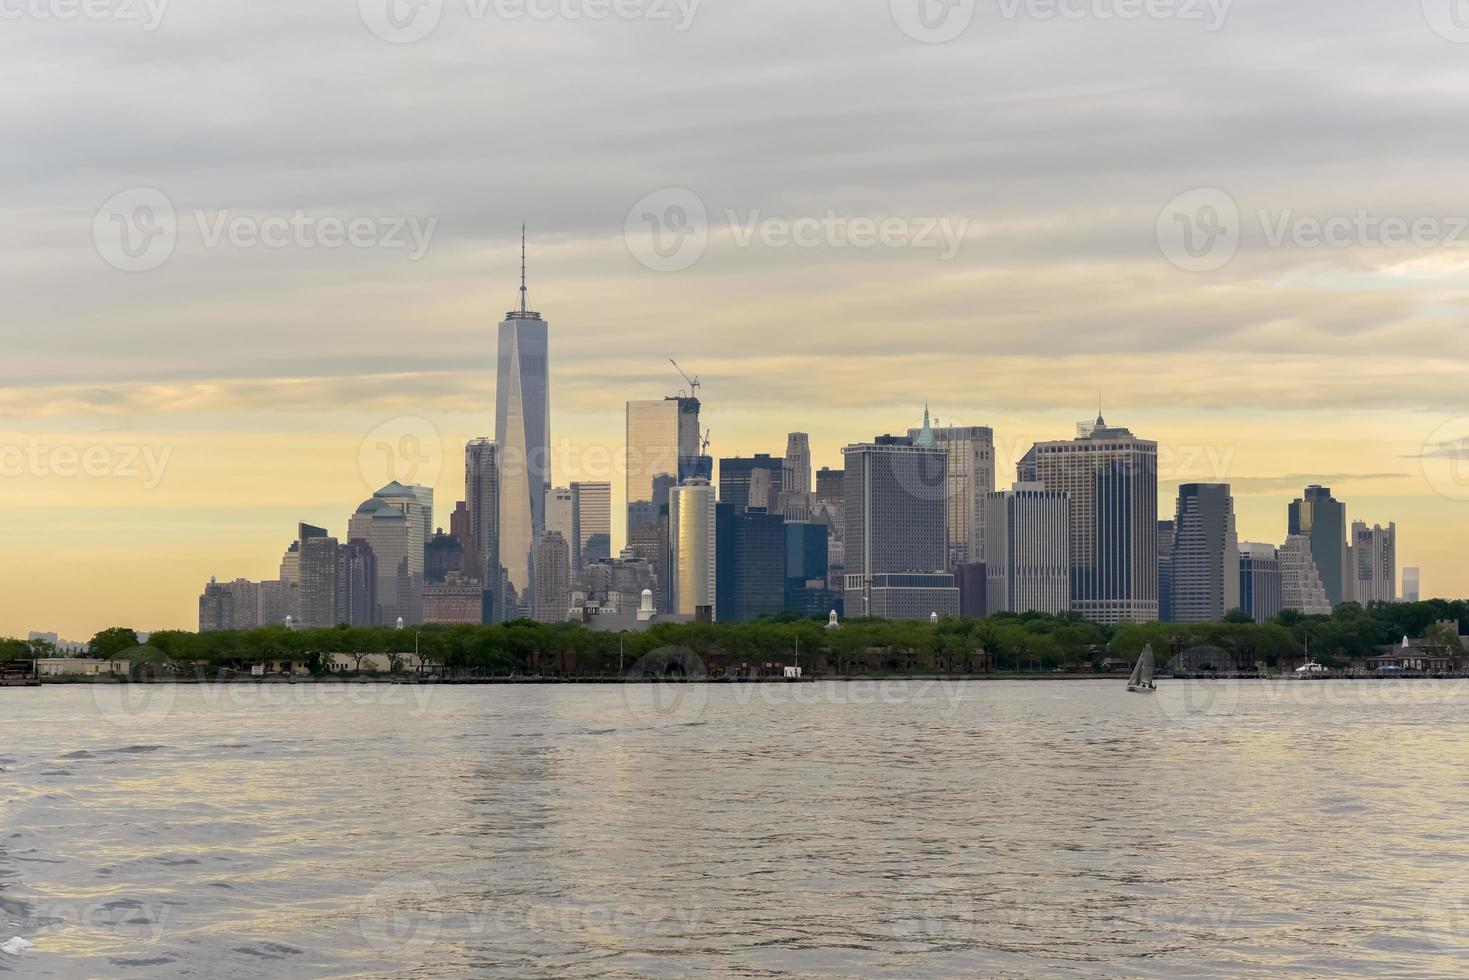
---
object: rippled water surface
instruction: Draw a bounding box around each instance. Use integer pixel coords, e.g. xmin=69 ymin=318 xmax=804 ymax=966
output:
xmin=3 ymin=680 xmax=1468 ymax=978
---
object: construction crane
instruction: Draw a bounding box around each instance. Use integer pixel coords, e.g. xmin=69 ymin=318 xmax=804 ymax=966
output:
xmin=701 ymin=428 xmax=712 ymax=455
xmin=669 ymin=358 xmax=701 ymax=399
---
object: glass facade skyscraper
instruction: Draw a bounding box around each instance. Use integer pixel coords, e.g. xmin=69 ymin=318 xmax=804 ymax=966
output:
xmin=1288 ymin=485 xmax=1347 ymax=609
xmin=496 ymin=238 xmax=550 ymax=618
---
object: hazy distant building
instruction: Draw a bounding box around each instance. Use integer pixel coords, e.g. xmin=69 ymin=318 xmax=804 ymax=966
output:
xmin=1020 ymin=415 xmax=1158 ymax=625
xmin=298 ymin=531 xmax=341 ymax=629
xmin=349 ymin=497 xmax=414 ymax=626
xmin=425 ymin=529 xmax=465 ymax=585
xmin=982 ymin=482 xmax=1070 ymax=615
xmin=1403 ymin=566 xmax=1421 ymax=603
xmin=720 ymin=454 xmax=784 ymax=514
xmin=815 ymin=466 xmax=844 ymax=503
xmin=424 ymin=572 xmax=485 ymax=625
xmin=726 ymin=509 xmax=785 ymax=622
xmin=532 ymin=533 xmax=571 ymax=623
xmin=373 ymin=482 xmax=430 ymax=618
xmin=496 ymin=239 xmax=552 ymax=621
xmin=570 ymin=481 xmax=612 ymax=573
xmin=199 ymin=578 xmax=234 ymax=632
xmin=464 ymin=439 xmax=500 ymax=603
xmin=1170 ymin=483 xmax=1240 ymax=623
xmin=842 ymin=434 xmax=954 ymax=620
xmin=337 ymin=540 xmax=377 ymax=627
xmin=1351 ymin=521 xmax=1396 ymax=605
xmin=784 ymin=521 xmax=834 ymax=617
xmin=953 ymin=562 xmax=987 ymax=618
xmin=1288 ymin=485 xmax=1348 ymax=609
xmin=1238 ymin=542 xmax=1282 ymax=624
xmin=1157 ymin=520 xmax=1176 ymax=623
xmin=784 ymin=433 xmax=812 ymax=495
xmin=1280 ymin=534 xmax=1332 ymax=616
xmin=907 ymin=410 xmax=995 ymax=568
xmin=668 ymin=480 xmax=717 ymax=621
xmin=577 ymin=551 xmax=657 ymax=614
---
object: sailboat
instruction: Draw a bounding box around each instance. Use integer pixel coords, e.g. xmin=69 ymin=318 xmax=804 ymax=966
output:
xmin=1126 ymin=643 xmax=1157 ymax=693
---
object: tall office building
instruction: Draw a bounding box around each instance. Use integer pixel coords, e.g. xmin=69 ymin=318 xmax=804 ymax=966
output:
xmin=496 ymin=231 xmax=551 ymax=619
xmin=784 ymin=433 xmax=812 ymax=495
xmin=842 ymin=434 xmax=956 ymax=619
xmin=298 ymin=531 xmax=341 ymax=629
xmin=532 ymin=532 xmax=571 ymax=623
xmin=349 ymin=497 xmax=413 ymax=625
xmin=337 ymin=540 xmax=377 ymax=627
xmin=1238 ymin=542 xmax=1282 ymax=624
xmin=815 ymin=466 xmax=844 ymax=503
xmin=545 ymin=486 xmax=574 ymax=542
xmin=784 ymin=521 xmax=834 ymax=617
xmin=1288 ymin=485 xmax=1347 ymax=609
xmin=982 ymin=482 xmax=1070 ymax=615
xmin=372 ymin=482 xmax=429 ymax=622
xmin=1170 ymin=484 xmax=1240 ymax=623
xmin=668 ymin=479 xmax=717 ymax=621
xmin=1351 ymin=521 xmax=1396 ymax=605
xmin=570 ymin=481 xmax=612 ymax=574
xmin=464 ymin=438 xmax=500 ymax=616
xmin=1279 ymin=533 xmax=1332 ymax=616
xmin=199 ymin=578 xmax=234 ymax=632
xmin=907 ymin=410 xmax=995 ymax=568
xmin=726 ymin=510 xmax=785 ymax=622
xmin=1157 ymin=520 xmax=1176 ymax=623
xmin=1019 ymin=415 xmax=1158 ymax=625
xmin=1403 ymin=566 xmax=1421 ymax=603
xmin=425 ymin=529 xmax=465 ymax=584
xmin=719 ymin=454 xmax=784 ymax=514
xmin=627 ymin=396 xmax=702 ymax=539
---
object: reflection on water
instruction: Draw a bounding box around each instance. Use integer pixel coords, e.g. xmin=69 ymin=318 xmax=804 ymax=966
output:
xmin=2 ymin=681 xmax=1468 ymax=978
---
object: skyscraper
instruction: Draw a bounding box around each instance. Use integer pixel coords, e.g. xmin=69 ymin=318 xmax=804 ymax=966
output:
xmin=1169 ymin=483 xmax=1240 ymax=623
xmin=1020 ymin=415 xmax=1158 ymax=625
xmin=1279 ymin=534 xmax=1332 ymax=616
xmin=464 ymin=438 xmax=500 ymax=615
xmin=1288 ymin=485 xmax=1347 ymax=609
xmin=784 ymin=432 xmax=812 ymax=495
xmin=719 ymin=454 xmax=784 ymax=514
xmin=337 ymin=540 xmax=377 ymax=627
xmin=372 ymin=482 xmax=429 ymax=622
xmin=496 ymin=230 xmax=551 ymax=619
xmin=298 ymin=531 xmax=341 ymax=629
xmin=543 ymin=486 xmax=575 ymax=594
xmin=1403 ymin=566 xmax=1421 ymax=603
xmin=1238 ymin=542 xmax=1282 ymax=624
xmin=842 ymin=434 xmax=956 ymax=619
xmin=727 ymin=509 xmax=785 ymax=622
xmin=349 ymin=498 xmax=412 ymax=625
xmin=982 ymin=482 xmax=1070 ymax=615
xmin=570 ymin=481 xmax=612 ymax=573
xmin=668 ymin=479 xmax=717 ymax=621
xmin=1157 ymin=520 xmax=1176 ymax=623
xmin=1351 ymin=521 xmax=1396 ymax=605
xmin=532 ymin=532 xmax=571 ymax=623
xmin=906 ymin=410 xmax=995 ymax=568
xmin=626 ymin=396 xmax=701 ymax=540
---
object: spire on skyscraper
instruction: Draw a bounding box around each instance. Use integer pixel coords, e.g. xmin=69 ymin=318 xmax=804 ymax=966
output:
xmin=509 ymin=225 xmax=540 ymax=321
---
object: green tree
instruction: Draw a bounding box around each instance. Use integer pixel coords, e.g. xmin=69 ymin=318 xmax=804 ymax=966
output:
xmin=89 ymin=627 xmax=140 ymax=658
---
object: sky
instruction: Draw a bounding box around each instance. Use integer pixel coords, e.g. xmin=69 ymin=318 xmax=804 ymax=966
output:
xmin=5 ymin=0 xmax=1469 ymax=639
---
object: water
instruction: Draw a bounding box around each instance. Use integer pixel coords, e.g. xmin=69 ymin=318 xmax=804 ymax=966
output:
xmin=3 ymin=679 xmax=1468 ymax=978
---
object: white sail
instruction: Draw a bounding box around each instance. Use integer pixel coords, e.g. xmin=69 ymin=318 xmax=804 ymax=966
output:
xmin=1138 ymin=645 xmax=1154 ymax=685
